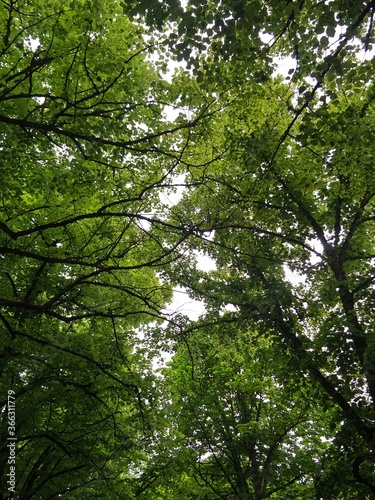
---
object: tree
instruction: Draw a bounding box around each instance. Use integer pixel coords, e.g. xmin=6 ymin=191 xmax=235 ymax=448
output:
xmin=162 ymin=66 xmax=375 ymax=495
xmin=131 ymin=1 xmax=375 ymax=492
xmin=0 ymin=0 xmax=209 ymax=497
xmin=2 ymin=0 xmax=375 ymax=497
xmin=155 ymin=323 xmax=333 ymax=499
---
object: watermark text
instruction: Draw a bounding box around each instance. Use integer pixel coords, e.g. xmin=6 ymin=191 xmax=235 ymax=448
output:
xmin=7 ymin=390 xmax=16 ymax=495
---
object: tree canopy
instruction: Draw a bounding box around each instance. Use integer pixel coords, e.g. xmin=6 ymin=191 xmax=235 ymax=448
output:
xmin=1 ymin=0 xmax=375 ymax=498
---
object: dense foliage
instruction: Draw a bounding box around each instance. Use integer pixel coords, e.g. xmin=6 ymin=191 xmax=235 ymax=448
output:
xmin=1 ymin=0 xmax=375 ymax=498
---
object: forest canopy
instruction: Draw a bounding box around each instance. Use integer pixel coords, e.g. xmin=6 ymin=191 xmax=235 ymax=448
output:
xmin=0 ymin=0 xmax=375 ymax=498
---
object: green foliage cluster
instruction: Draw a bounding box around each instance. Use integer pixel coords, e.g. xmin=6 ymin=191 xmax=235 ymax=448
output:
xmin=1 ymin=0 xmax=375 ymax=498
